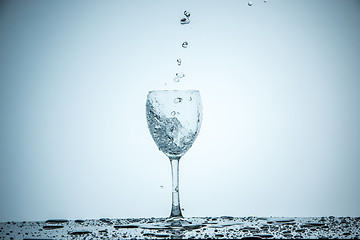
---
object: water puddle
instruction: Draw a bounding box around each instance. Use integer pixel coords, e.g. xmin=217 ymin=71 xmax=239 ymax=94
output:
xmin=1 ymin=216 xmax=358 ymax=239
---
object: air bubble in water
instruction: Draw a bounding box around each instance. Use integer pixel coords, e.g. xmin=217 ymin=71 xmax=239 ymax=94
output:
xmin=171 ymin=111 xmax=176 ymax=116
xmin=184 ymin=11 xmax=190 ymax=18
xmin=177 ymin=59 xmax=182 ymax=66
xmin=248 ymin=2 xmax=253 ymax=6
xmin=264 ymin=0 xmax=267 ymax=2
xmin=160 ymin=185 xmax=164 ymax=189
xmin=174 ymin=98 xmax=183 ymax=104
xmin=176 ymin=72 xmax=185 ymax=78
xmin=180 ymin=18 xmax=190 ymax=25
xmin=174 ymin=77 xmax=180 ymax=82
xmin=182 ymin=42 xmax=188 ymax=48
xmin=189 ymin=97 xmax=192 ymax=101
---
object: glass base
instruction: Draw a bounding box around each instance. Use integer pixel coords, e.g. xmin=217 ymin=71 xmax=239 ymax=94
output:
xmin=165 ymin=217 xmax=191 ymax=227
xmin=138 ymin=217 xmax=206 ymax=231
xmin=164 ymin=217 xmax=207 ymax=230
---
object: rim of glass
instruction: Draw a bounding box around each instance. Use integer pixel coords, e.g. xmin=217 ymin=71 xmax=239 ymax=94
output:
xmin=148 ymin=90 xmax=200 ymax=93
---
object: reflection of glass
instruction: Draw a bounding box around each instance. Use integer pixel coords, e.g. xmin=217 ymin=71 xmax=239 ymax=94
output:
xmin=146 ymin=90 xmax=202 ymax=219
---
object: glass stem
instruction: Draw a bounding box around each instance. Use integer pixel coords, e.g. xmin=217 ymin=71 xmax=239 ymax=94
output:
xmin=169 ymin=157 xmax=183 ymax=218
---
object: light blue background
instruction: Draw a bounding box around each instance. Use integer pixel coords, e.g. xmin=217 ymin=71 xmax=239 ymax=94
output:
xmin=1 ymin=0 xmax=360 ymax=221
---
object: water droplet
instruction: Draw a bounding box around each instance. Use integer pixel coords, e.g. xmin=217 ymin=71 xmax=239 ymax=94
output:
xmin=43 ymin=226 xmax=64 ymax=230
xmin=174 ymin=98 xmax=183 ymax=104
xmin=45 ymin=220 xmax=69 ymax=224
xmin=171 ymin=111 xmax=176 ymax=116
xmin=160 ymin=185 xmax=164 ymax=189
xmin=144 ymin=233 xmax=155 ymax=237
xmin=177 ymin=58 xmax=182 ymax=66
xmin=180 ymin=18 xmax=190 ymax=25
xmin=176 ymin=72 xmax=185 ymax=78
xmin=182 ymin=42 xmax=188 ymax=48
xmin=248 ymin=2 xmax=253 ymax=6
xmin=184 ymin=11 xmax=190 ymax=17
xmin=70 ymin=231 xmax=92 ymax=235
xmin=154 ymin=233 xmax=170 ymax=238
xmin=114 ymin=225 xmax=139 ymax=229
xmin=173 ymin=77 xmax=180 ymax=82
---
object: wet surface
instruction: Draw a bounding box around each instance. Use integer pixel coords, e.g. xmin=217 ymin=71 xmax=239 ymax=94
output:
xmin=0 ymin=216 xmax=359 ymax=239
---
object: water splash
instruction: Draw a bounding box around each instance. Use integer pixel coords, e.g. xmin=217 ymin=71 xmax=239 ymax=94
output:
xmin=146 ymin=98 xmax=196 ymax=157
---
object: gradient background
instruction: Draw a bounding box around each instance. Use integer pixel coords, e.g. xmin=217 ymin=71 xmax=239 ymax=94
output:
xmin=1 ymin=0 xmax=360 ymax=222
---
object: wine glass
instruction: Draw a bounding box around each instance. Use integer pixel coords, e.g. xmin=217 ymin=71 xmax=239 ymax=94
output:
xmin=146 ymin=90 xmax=202 ymax=222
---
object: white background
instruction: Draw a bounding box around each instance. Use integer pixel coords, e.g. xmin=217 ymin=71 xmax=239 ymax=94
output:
xmin=0 ymin=0 xmax=360 ymax=221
